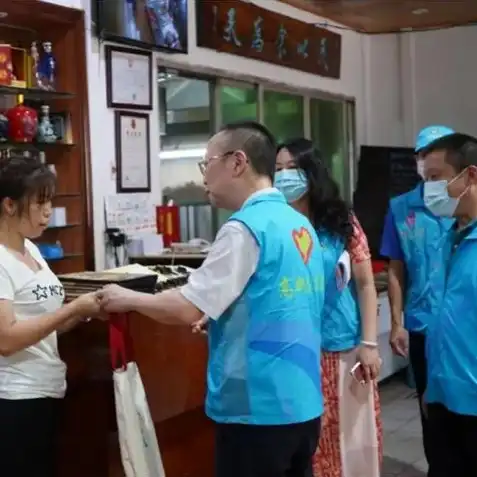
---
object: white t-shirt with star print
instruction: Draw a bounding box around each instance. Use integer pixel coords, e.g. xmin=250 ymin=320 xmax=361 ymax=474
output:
xmin=0 ymin=239 xmax=67 ymax=399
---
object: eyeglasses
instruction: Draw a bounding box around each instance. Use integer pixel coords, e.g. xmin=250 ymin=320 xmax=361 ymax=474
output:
xmin=198 ymin=151 xmax=235 ymax=175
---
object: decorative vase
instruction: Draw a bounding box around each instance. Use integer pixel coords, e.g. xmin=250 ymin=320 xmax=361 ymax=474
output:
xmin=6 ymin=96 xmax=38 ymax=143
xmin=37 ymin=105 xmax=57 ymax=143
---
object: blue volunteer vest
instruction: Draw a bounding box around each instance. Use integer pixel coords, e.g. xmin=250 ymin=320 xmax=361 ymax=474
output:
xmin=206 ymin=190 xmax=325 ymax=425
xmin=319 ymin=230 xmax=360 ymax=352
xmin=426 ymin=223 xmax=477 ymax=416
xmin=390 ymin=184 xmax=453 ymax=333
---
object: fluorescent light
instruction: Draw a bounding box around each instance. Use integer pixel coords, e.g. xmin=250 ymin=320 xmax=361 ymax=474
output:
xmin=159 ymin=148 xmax=206 ymax=160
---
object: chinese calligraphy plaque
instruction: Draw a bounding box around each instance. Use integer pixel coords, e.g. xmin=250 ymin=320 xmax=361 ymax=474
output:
xmin=196 ymin=0 xmax=341 ymax=79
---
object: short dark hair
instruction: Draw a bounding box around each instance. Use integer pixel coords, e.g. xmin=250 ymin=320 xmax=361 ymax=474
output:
xmin=218 ymin=121 xmax=276 ymax=181
xmin=0 ymin=155 xmax=56 ymax=215
xmin=421 ymin=132 xmax=477 ymax=172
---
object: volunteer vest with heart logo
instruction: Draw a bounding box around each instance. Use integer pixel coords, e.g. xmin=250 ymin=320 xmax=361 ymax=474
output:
xmin=206 ymin=190 xmax=325 ymax=425
xmin=318 ymin=230 xmax=360 ymax=352
xmin=390 ymin=184 xmax=453 ymax=333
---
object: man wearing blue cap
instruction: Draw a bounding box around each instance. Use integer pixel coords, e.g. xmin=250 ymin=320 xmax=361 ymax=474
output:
xmin=380 ymin=125 xmax=454 ymax=467
xmin=417 ymin=132 xmax=477 ymax=476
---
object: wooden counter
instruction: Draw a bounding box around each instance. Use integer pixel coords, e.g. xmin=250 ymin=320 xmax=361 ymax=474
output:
xmin=57 ymin=312 xmax=214 ymax=477
xmin=129 ymin=253 xmax=207 ymax=269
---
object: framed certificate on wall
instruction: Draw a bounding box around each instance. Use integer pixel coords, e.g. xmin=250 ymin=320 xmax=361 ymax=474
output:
xmin=114 ymin=110 xmax=151 ymax=193
xmin=105 ymin=45 xmax=153 ymax=110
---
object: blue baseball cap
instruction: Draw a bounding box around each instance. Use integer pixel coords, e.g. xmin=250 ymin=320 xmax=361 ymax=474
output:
xmin=415 ymin=125 xmax=455 ymax=152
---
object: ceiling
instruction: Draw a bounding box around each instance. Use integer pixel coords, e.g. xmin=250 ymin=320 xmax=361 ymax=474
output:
xmin=279 ymin=0 xmax=477 ymax=33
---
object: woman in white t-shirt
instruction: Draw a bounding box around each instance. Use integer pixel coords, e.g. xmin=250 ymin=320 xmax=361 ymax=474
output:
xmin=0 ymin=156 xmax=100 ymax=477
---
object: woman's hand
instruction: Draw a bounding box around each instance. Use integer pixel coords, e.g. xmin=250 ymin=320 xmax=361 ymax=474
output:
xmin=71 ymin=292 xmax=101 ymax=318
xmin=356 ymin=345 xmax=381 ymax=383
xmin=191 ymin=315 xmax=209 ymax=335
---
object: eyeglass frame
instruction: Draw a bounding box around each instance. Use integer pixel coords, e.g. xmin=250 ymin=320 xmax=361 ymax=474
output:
xmin=198 ymin=150 xmax=235 ymax=175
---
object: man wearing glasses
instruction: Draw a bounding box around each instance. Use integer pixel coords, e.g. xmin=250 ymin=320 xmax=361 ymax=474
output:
xmin=98 ymin=121 xmax=326 ymax=477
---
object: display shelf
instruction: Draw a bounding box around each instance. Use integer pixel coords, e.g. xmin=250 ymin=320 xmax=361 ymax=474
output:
xmin=45 ymin=223 xmax=82 ymax=230
xmin=0 ymin=141 xmax=76 ymax=150
xmin=54 ymin=193 xmax=81 ymax=198
xmin=46 ymin=253 xmax=84 ymax=262
xmin=0 ymin=85 xmax=74 ymax=100
xmin=0 ymin=0 xmax=94 ymax=278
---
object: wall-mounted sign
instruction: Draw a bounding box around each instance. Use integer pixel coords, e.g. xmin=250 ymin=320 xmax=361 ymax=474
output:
xmin=195 ymin=0 xmax=341 ymax=79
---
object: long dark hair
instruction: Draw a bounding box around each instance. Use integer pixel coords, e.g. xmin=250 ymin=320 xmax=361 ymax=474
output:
xmin=278 ymin=138 xmax=353 ymax=246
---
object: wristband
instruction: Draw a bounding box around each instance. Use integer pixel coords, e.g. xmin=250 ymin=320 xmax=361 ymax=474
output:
xmin=361 ymin=340 xmax=378 ymax=348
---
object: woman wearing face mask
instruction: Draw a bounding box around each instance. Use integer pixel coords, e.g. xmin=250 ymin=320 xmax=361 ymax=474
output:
xmin=274 ymin=138 xmax=382 ymax=477
xmin=0 ymin=156 xmax=101 ymax=477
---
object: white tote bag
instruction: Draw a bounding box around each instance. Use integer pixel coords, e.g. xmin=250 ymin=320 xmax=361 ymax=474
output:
xmin=110 ymin=313 xmax=166 ymax=477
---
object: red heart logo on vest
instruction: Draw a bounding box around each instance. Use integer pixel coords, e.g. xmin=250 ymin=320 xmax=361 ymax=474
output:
xmin=292 ymin=227 xmax=314 ymax=264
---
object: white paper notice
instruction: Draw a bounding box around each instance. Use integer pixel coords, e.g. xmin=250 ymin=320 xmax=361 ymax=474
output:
xmin=105 ymin=194 xmax=156 ymax=235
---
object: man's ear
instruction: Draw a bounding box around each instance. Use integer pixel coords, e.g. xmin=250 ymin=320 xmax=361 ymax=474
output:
xmin=231 ymin=150 xmax=248 ymax=177
xmin=467 ymin=165 xmax=477 ymax=183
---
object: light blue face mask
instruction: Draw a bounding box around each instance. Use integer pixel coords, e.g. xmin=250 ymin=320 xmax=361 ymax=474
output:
xmin=423 ymin=171 xmax=467 ymax=217
xmin=274 ymin=169 xmax=308 ymax=203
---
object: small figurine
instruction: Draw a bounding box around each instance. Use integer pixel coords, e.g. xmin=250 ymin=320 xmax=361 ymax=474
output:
xmin=297 ymin=39 xmax=309 ymax=59
xmin=223 ymin=8 xmax=242 ymax=47
xmin=212 ymin=5 xmax=218 ymax=32
xmin=276 ymin=24 xmax=287 ymax=59
xmin=319 ymin=38 xmax=329 ymax=71
xmin=37 ymin=105 xmax=57 ymax=143
xmin=30 ymin=41 xmax=42 ymax=89
xmin=251 ymin=17 xmax=264 ymax=52
xmin=6 ymin=60 xmax=14 ymax=84
xmin=37 ymin=41 xmax=56 ymax=91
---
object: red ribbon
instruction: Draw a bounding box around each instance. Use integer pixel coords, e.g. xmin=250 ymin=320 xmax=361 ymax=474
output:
xmin=109 ymin=313 xmax=133 ymax=371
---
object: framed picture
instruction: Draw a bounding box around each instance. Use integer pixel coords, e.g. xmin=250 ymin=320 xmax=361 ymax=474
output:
xmin=105 ymin=45 xmax=153 ymax=110
xmin=115 ymin=111 xmax=151 ymax=193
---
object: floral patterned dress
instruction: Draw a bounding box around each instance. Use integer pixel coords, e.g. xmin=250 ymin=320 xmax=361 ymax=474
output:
xmin=313 ymin=217 xmax=383 ymax=477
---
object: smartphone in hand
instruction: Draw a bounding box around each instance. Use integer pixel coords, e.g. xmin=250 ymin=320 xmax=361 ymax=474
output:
xmin=350 ymin=361 xmax=366 ymax=385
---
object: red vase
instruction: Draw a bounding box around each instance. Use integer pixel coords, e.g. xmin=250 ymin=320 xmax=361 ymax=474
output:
xmin=6 ymin=102 xmax=38 ymax=143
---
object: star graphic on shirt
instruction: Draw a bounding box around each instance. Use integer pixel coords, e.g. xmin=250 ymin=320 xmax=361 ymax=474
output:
xmin=32 ymin=284 xmax=49 ymax=300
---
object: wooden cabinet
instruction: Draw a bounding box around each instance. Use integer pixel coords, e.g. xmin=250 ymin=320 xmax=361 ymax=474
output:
xmin=0 ymin=0 xmax=93 ymax=273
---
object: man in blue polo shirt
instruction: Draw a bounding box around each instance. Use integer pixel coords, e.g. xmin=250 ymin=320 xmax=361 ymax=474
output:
xmin=380 ymin=125 xmax=454 ymax=466
xmin=419 ymin=132 xmax=477 ymax=477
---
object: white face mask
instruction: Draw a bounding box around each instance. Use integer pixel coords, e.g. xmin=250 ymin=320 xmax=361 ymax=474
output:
xmin=423 ymin=169 xmax=468 ymax=217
